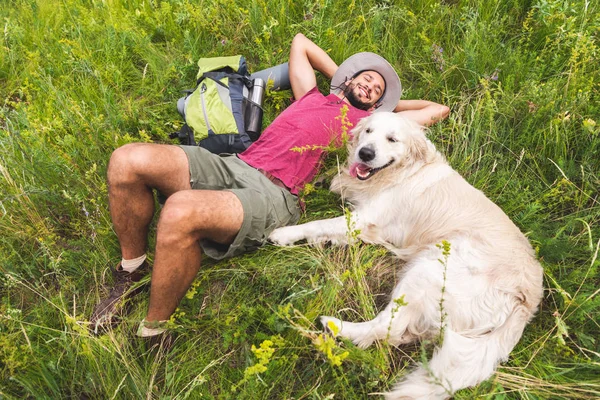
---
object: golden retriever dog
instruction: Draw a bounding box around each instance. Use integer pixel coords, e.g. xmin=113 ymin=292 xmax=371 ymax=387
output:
xmin=269 ymin=112 xmax=544 ymax=399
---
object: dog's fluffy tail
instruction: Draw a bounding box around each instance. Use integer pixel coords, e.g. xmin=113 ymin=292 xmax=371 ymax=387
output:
xmin=384 ymin=304 xmax=533 ymax=400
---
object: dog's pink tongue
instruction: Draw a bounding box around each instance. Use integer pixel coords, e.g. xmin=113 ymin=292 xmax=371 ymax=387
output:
xmin=349 ymin=163 xmax=370 ymax=178
xmin=349 ymin=163 xmax=359 ymax=177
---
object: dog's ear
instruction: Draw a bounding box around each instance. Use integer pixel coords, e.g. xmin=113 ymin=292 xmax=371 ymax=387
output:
xmin=349 ymin=117 xmax=368 ymax=149
xmin=406 ymin=129 xmax=430 ymax=163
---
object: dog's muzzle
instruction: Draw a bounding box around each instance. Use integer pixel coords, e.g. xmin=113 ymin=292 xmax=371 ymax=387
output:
xmin=349 ymin=158 xmax=395 ymax=180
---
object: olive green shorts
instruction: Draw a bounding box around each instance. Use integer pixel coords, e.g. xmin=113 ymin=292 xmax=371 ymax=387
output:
xmin=178 ymin=145 xmax=301 ymax=260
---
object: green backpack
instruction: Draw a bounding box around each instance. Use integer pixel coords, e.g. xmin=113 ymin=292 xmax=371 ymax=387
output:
xmin=171 ymin=55 xmax=263 ymax=153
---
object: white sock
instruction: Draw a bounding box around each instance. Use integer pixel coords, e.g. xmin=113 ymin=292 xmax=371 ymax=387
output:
xmin=121 ymin=254 xmax=147 ymax=273
xmin=137 ymin=319 xmax=167 ymax=337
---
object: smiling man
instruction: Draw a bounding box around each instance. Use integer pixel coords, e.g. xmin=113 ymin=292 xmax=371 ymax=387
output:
xmin=90 ymin=33 xmax=449 ymax=344
xmin=342 ymin=70 xmax=385 ymax=110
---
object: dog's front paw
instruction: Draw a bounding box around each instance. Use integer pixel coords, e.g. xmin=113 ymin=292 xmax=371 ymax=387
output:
xmin=268 ymin=226 xmax=304 ymax=246
xmin=320 ymin=316 xmax=343 ymax=336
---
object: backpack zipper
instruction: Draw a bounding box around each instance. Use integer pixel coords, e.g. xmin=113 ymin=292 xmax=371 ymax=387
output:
xmin=199 ymin=83 xmax=213 ymax=135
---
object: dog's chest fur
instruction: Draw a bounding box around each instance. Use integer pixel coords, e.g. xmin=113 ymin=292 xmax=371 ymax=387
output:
xmin=345 ymin=163 xmax=457 ymax=249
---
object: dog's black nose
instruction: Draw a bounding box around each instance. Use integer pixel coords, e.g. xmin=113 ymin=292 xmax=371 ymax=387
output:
xmin=359 ymin=146 xmax=375 ymax=162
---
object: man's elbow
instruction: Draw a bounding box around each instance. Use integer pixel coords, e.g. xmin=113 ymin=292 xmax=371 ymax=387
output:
xmin=439 ymin=105 xmax=450 ymax=120
xmin=424 ymin=105 xmax=450 ymax=127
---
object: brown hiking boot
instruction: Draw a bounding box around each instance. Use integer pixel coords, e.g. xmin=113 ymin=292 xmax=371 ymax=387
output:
xmin=90 ymin=261 xmax=150 ymax=335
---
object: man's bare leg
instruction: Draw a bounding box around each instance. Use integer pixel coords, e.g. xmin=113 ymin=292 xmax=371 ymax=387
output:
xmin=91 ymin=144 xmax=194 ymax=333
xmin=107 ymin=143 xmax=191 ymax=259
xmin=144 ymin=189 xmax=244 ymax=322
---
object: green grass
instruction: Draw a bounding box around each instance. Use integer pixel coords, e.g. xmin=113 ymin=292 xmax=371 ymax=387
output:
xmin=1 ymin=0 xmax=599 ymax=398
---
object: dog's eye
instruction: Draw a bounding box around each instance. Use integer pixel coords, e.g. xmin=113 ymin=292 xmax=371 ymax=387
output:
xmin=365 ymin=128 xmax=372 ymax=134
xmin=387 ymin=136 xmax=398 ymax=143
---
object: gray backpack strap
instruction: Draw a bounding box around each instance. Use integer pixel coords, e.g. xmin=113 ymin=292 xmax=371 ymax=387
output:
xmin=227 ymin=76 xmax=252 ymax=148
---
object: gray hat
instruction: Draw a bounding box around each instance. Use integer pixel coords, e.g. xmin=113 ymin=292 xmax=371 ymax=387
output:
xmin=330 ymin=52 xmax=402 ymax=112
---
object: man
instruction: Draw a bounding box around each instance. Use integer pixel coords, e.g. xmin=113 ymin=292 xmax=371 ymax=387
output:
xmin=90 ymin=33 xmax=449 ymax=341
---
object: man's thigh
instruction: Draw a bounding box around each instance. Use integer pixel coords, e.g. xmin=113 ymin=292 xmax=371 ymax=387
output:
xmin=175 ymin=145 xmax=302 ymax=259
xmin=201 ymin=183 xmax=301 ymax=260
xmin=179 ymin=145 xmax=244 ymax=190
xmin=160 ymin=189 xmax=244 ymax=245
xmin=110 ymin=143 xmax=191 ymax=196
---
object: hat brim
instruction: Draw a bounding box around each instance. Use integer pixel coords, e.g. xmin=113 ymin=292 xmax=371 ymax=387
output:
xmin=330 ymin=52 xmax=402 ymax=112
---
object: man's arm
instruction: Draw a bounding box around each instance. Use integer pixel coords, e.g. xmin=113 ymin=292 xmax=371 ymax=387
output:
xmin=289 ymin=33 xmax=338 ymax=100
xmin=393 ymin=99 xmax=450 ymax=127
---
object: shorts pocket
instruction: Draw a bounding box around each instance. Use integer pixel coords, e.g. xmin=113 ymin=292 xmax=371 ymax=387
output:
xmin=269 ymin=189 xmax=301 ymax=228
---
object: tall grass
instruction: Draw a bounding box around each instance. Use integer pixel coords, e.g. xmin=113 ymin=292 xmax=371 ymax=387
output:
xmin=1 ymin=0 xmax=598 ymax=398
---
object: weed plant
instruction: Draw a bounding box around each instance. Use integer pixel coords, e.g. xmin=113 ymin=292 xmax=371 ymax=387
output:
xmin=1 ymin=0 xmax=599 ymax=398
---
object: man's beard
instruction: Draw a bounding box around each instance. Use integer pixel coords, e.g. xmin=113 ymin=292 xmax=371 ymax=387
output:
xmin=342 ymin=83 xmax=373 ymax=111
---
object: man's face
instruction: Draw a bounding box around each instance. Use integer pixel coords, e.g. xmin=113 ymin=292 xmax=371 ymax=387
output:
xmin=343 ymin=70 xmax=386 ymax=111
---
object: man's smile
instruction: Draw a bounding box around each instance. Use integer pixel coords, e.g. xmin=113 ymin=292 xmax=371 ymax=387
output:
xmin=357 ymin=84 xmax=370 ymax=100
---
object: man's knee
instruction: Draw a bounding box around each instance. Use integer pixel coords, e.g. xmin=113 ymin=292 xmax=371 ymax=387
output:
xmin=158 ymin=192 xmax=202 ymax=239
xmin=108 ymin=143 xmax=154 ymax=184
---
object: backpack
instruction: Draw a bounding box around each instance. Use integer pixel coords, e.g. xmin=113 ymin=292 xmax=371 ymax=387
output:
xmin=170 ymin=55 xmax=264 ymax=154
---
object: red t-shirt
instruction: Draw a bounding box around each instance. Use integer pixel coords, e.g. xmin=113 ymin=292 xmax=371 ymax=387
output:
xmin=238 ymin=87 xmax=369 ymax=195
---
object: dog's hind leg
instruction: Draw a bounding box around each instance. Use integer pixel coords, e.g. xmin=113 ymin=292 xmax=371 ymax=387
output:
xmin=321 ymin=299 xmax=418 ymax=349
xmin=321 ymin=261 xmax=443 ymax=349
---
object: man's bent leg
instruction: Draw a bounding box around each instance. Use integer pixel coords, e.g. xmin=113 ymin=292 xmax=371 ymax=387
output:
xmin=92 ymin=144 xmax=193 ymax=334
xmin=145 ymin=189 xmax=244 ymax=322
xmin=108 ymin=143 xmax=191 ymax=259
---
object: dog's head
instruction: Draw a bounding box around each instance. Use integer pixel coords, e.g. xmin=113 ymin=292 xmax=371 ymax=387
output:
xmin=347 ymin=112 xmax=430 ymax=181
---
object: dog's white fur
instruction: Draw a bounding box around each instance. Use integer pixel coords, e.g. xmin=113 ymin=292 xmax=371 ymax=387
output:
xmin=269 ymin=112 xmax=544 ymax=399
